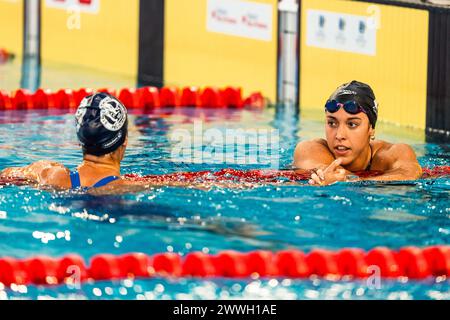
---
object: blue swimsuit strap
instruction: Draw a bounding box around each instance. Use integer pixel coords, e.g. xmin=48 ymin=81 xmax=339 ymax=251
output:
xmin=69 ymin=171 xmax=119 ymax=189
xmin=92 ymin=175 xmax=120 ymax=188
xmin=69 ymin=171 xmax=81 ymax=189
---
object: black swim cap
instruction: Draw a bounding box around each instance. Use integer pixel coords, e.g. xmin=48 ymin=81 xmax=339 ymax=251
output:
xmin=75 ymin=92 xmax=128 ymax=156
xmin=329 ymin=80 xmax=378 ymax=128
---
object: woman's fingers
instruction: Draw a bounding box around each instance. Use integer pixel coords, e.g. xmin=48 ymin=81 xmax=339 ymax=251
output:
xmin=325 ymin=158 xmax=342 ymax=173
xmin=309 ymin=160 xmax=347 ymax=186
xmin=317 ymin=169 xmax=325 ymax=180
xmin=310 ymin=173 xmax=323 ymax=185
xmin=334 ymin=169 xmax=347 ymax=182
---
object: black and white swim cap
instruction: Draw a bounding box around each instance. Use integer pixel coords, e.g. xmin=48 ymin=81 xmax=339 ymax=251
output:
xmin=75 ymin=92 xmax=128 ymax=156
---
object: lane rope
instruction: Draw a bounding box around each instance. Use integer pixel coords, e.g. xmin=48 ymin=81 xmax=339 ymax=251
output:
xmin=124 ymin=166 xmax=449 ymax=184
xmin=0 ymin=246 xmax=448 ymax=286
xmin=0 ymin=86 xmax=266 ymax=110
xmin=1 ymin=167 xmax=449 ymax=187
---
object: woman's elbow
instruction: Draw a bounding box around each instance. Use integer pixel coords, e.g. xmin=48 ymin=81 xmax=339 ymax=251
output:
xmin=413 ymin=163 xmax=423 ymax=179
xmin=0 ymin=168 xmax=13 ymax=177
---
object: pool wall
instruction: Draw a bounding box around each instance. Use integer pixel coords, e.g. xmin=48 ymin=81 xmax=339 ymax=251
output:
xmin=0 ymin=0 xmax=23 ymax=58
xmin=163 ymin=0 xmax=278 ymax=103
xmin=41 ymin=0 xmax=139 ymax=78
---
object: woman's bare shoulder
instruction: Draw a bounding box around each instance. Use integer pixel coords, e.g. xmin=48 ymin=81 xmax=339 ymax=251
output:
xmin=296 ymin=138 xmax=327 ymax=147
xmin=39 ymin=162 xmax=71 ymax=188
xmin=372 ymin=140 xmax=419 ymax=168
xmin=373 ymin=140 xmax=415 ymax=156
xmin=294 ymin=139 xmax=334 ymax=169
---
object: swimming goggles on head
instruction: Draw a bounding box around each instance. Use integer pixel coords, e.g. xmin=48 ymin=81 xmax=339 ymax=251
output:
xmin=325 ymin=100 xmax=367 ymax=115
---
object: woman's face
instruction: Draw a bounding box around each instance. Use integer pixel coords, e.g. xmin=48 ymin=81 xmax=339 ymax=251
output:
xmin=325 ymin=108 xmax=374 ymax=167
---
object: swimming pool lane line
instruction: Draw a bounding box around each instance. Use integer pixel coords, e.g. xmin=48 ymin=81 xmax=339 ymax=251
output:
xmin=0 ymin=86 xmax=266 ymax=111
xmin=0 ymin=246 xmax=448 ymax=287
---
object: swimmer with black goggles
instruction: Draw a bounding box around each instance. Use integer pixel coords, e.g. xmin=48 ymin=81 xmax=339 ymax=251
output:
xmin=293 ymin=80 xmax=422 ymax=185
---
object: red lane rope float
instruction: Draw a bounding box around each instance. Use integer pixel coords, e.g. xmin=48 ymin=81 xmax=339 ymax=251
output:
xmin=0 ymin=246 xmax=448 ymax=287
xmin=180 ymin=87 xmax=200 ymax=107
xmin=32 ymin=89 xmax=58 ymax=110
xmin=137 ymin=86 xmax=160 ymax=109
xmin=200 ymin=87 xmax=225 ymax=108
xmin=0 ymin=86 xmax=263 ymax=111
xmin=12 ymin=89 xmax=34 ymax=110
xmin=0 ymin=90 xmax=13 ymax=110
xmin=55 ymin=89 xmax=78 ymax=110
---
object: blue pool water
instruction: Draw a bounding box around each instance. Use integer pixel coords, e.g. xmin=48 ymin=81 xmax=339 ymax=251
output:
xmin=0 ymin=106 xmax=449 ymax=300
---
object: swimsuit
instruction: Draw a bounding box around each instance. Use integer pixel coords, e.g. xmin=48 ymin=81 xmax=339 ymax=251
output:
xmin=69 ymin=171 xmax=119 ymax=190
xmin=365 ymin=144 xmax=373 ymax=171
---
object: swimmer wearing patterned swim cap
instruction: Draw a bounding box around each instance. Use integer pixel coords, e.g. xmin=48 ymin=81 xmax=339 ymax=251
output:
xmin=0 ymin=91 xmax=241 ymax=192
xmin=75 ymin=92 xmax=128 ymax=156
xmin=293 ymin=80 xmax=422 ymax=185
xmin=0 ymin=93 xmax=133 ymax=190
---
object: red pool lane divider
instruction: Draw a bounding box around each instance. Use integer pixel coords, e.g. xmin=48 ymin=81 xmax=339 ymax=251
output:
xmin=124 ymin=166 xmax=450 ymax=184
xmin=0 ymin=86 xmax=265 ymax=111
xmin=0 ymin=167 xmax=448 ymax=187
xmin=12 ymin=89 xmax=34 ymax=110
xmin=422 ymin=166 xmax=450 ymax=179
xmin=0 ymin=90 xmax=13 ymax=110
xmin=1 ymin=167 xmax=449 ymax=187
xmin=55 ymin=89 xmax=78 ymax=110
xmin=0 ymin=246 xmax=448 ymax=287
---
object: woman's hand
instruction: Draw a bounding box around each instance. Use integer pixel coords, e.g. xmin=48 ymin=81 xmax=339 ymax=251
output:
xmin=308 ymin=159 xmax=348 ymax=186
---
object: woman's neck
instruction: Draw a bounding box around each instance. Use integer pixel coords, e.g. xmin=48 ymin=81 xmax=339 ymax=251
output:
xmin=344 ymin=144 xmax=372 ymax=172
xmin=80 ymin=156 xmax=121 ymax=176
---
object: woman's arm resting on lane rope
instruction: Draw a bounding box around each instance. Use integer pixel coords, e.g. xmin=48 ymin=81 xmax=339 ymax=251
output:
xmin=293 ymin=140 xmax=336 ymax=171
xmin=0 ymin=161 xmax=69 ymax=185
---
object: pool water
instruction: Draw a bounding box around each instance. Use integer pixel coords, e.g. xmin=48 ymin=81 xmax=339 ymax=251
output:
xmin=0 ymin=104 xmax=449 ymax=300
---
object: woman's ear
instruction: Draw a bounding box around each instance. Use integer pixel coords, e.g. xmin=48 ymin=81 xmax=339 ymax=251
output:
xmin=369 ymin=126 xmax=375 ymax=140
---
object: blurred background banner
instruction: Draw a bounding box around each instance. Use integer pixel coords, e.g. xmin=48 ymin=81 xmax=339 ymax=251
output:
xmin=41 ymin=0 xmax=139 ymax=79
xmin=44 ymin=0 xmax=100 ymax=13
xmin=0 ymin=0 xmax=23 ymax=58
xmin=163 ymin=0 xmax=278 ymax=102
xmin=206 ymin=0 xmax=273 ymax=41
xmin=0 ymin=0 xmax=448 ymax=136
